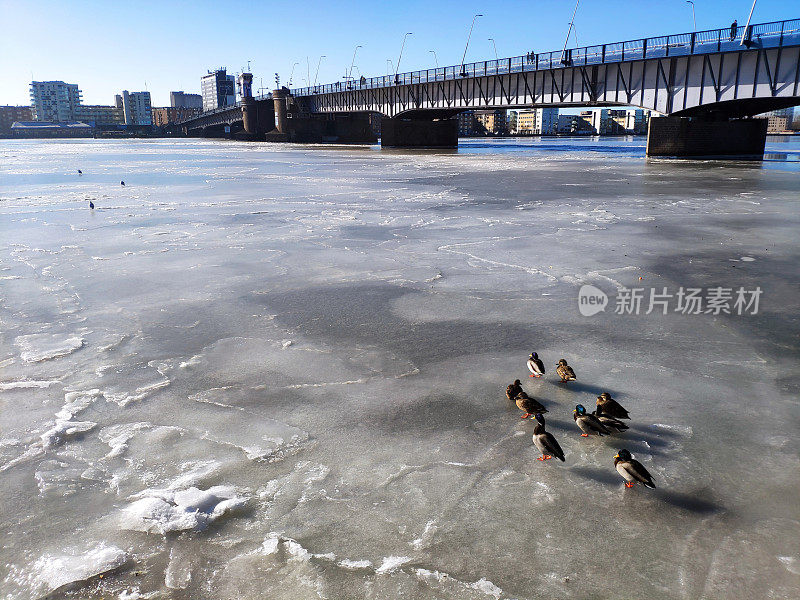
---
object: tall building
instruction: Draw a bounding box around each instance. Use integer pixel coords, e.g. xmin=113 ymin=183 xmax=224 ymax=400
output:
xmin=0 ymin=105 xmax=33 ymax=133
xmin=30 ymin=81 xmax=82 ymax=122
xmin=201 ymin=69 xmax=235 ymax=111
xmin=121 ymin=91 xmax=152 ymax=126
xmin=457 ymin=111 xmax=478 ymax=136
xmin=170 ymin=91 xmax=203 ymax=109
xmin=474 ymin=109 xmax=508 ymax=135
xmin=507 ymin=110 xmax=518 ymax=134
xmin=762 ymin=107 xmax=793 ymax=133
xmin=516 ymin=108 xmax=559 ymax=135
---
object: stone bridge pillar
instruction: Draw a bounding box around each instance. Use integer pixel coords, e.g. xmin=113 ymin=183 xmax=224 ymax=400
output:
xmin=272 ymin=88 xmax=291 ymax=134
xmin=241 ymin=97 xmax=257 ymax=135
xmin=381 ymin=117 xmax=458 ymax=148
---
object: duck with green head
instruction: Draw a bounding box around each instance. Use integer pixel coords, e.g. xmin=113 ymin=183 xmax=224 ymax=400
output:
xmin=573 ymin=404 xmax=610 ymax=437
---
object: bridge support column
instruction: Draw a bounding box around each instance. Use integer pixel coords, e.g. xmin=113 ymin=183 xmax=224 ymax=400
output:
xmin=241 ymin=97 xmax=257 ymax=135
xmin=381 ymin=117 xmax=458 ymax=149
xmin=272 ymin=88 xmax=290 ymax=134
xmin=646 ymin=117 xmax=767 ymax=159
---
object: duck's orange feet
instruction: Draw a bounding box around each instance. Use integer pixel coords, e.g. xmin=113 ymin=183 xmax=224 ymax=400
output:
xmin=537 ymin=456 xmax=546 ymax=461
xmin=529 ymin=374 xmax=536 ymax=378
xmin=625 ymin=482 xmax=635 ymax=488
xmin=543 ymin=455 xmax=552 ymax=460
xmin=520 ymin=413 xmax=530 ymax=419
xmin=580 ymin=433 xmax=589 ymax=437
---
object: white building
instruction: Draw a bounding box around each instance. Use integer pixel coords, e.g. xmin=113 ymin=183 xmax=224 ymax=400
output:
xmin=516 ymin=108 xmax=559 ymax=134
xmin=170 ymin=91 xmax=203 ymax=109
xmin=121 ymin=91 xmax=152 ymax=126
xmin=201 ymin=69 xmax=235 ymax=112
xmin=30 ymin=81 xmax=82 ymax=122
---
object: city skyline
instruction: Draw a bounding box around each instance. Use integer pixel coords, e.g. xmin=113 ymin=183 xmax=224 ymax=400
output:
xmin=1 ymin=0 xmax=796 ymax=107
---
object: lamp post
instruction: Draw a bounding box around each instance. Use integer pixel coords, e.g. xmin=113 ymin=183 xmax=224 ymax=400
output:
xmin=288 ymin=62 xmax=299 ymax=86
xmin=348 ymin=45 xmax=362 ymax=80
xmin=686 ymin=1 xmax=696 ymax=31
xmin=429 ymin=50 xmax=439 ymax=68
xmin=561 ymin=0 xmax=580 ymax=65
xmin=488 ymin=38 xmax=498 ymax=60
xmin=314 ymin=55 xmax=326 ymax=87
xmin=395 ymin=32 xmax=413 ymax=83
xmin=741 ymin=0 xmax=757 ymax=45
xmin=461 ymin=14 xmax=483 ymax=76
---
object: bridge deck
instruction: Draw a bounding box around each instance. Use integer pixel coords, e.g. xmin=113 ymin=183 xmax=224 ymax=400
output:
xmin=292 ymin=18 xmax=800 ymax=97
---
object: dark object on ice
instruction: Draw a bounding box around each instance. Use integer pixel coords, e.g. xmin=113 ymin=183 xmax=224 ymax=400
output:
xmin=592 ymin=406 xmax=628 ymax=432
xmin=77 ymin=169 xmax=82 ymax=174
xmin=614 ymin=449 xmax=656 ymax=488
xmin=515 ymin=391 xmax=547 ymax=418
xmin=533 ymin=413 xmax=565 ymax=462
xmin=505 ymin=379 xmax=523 ymax=400
xmin=89 ymin=201 xmax=94 ymax=209
xmin=121 ymin=180 xmax=125 ymax=186
xmin=527 ymin=352 xmax=545 ymax=378
xmin=574 ymin=404 xmax=610 ymax=437
xmin=556 ymin=359 xmax=576 ymax=382
xmin=596 ymin=392 xmax=630 ymax=420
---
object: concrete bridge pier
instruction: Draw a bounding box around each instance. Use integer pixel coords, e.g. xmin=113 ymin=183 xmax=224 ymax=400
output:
xmin=646 ymin=117 xmax=768 ymax=159
xmin=381 ymin=117 xmax=459 ymax=148
xmin=272 ymin=88 xmax=290 ymax=134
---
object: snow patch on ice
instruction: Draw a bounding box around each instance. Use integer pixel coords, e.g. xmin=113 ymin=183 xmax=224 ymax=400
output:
xmin=32 ymin=543 xmax=128 ymax=593
xmin=0 ymin=379 xmax=59 ymax=390
xmin=15 ymin=333 xmax=85 ymax=362
xmin=376 ymin=555 xmax=412 ymax=574
xmin=120 ymin=485 xmax=248 ymax=534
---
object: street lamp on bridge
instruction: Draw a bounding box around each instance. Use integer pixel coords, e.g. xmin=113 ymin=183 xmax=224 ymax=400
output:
xmin=686 ymin=1 xmax=697 ymax=31
xmin=395 ymin=32 xmax=413 ymax=84
xmin=460 ymin=14 xmax=483 ymax=76
xmin=429 ymin=50 xmax=439 ymax=69
xmin=348 ymin=45 xmax=362 ymax=81
xmin=488 ymin=38 xmax=498 ymax=61
xmin=288 ymin=62 xmax=299 ymax=86
xmin=314 ymin=56 xmax=326 ymax=88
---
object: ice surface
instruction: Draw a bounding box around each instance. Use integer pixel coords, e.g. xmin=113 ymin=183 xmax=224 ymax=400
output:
xmin=1 ymin=137 xmax=799 ymax=600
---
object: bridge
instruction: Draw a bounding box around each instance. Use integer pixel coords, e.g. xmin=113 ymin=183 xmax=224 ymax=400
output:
xmin=181 ymin=18 xmax=800 ymax=157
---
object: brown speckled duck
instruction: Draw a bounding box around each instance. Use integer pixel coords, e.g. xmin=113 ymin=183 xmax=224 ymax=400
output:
xmin=506 ymin=379 xmax=523 ymax=401
xmin=515 ymin=391 xmax=548 ymax=419
xmin=556 ymin=359 xmax=576 ymax=382
xmin=596 ymin=392 xmax=630 ymax=420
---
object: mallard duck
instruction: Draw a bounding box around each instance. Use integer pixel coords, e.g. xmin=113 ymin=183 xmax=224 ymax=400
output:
xmin=527 ymin=352 xmax=545 ymax=378
xmin=573 ymin=404 xmax=610 ymax=436
xmin=515 ymin=391 xmax=548 ymax=418
xmin=592 ymin=406 xmax=629 ymax=432
xmin=556 ymin=359 xmax=576 ymax=382
xmin=614 ymin=449 xmax=655 ymax=488
xmin=505 ymin=379 xmax=523 ymax=400
xmin=532 ymin=413 xmax=565 ymax=462
xmin=596 ymin=392 xmax=630 ymax=420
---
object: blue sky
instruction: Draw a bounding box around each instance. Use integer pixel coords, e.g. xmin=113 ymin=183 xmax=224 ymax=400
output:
xmin=0 ymin=0 xmax=796 ymax=107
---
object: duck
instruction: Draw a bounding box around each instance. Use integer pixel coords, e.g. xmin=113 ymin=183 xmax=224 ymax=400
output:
xmin=614 ymin=449 xmax=656 ymax=488
xmin=596 ymin=392 xmax=630 ymax=420
xmin=505 ymin=379 xmax=523 ymax=401
xmin=556 ymin=359 xmax=576 ymax=382
xmin=532 ymin=413 xmax=565 ymax=462
xmin=592 ymin=406 xmax=629 ymax=432
xmin=573 ymin=404 xmax=610 ymax=437
xmin=89 ymin=201 xmax=94 ymax=210
xmin=515 ymin=391 xmax=548 ymax=418
xmin=527 ymin=352 xmax=545 ymax=378
xmin=120 ymin=180 xmax=125 ymax=186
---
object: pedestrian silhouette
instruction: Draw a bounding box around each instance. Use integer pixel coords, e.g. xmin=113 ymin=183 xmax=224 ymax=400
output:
xmin=120 ymin=181 xmax=125 ymax=186
xmin=730 ymin=20 xmax=738 ymax=41
xmin=89 ymin=201 xmax=94 ymax=209
xmin=77 ymin=169 xmax=82 ymax=175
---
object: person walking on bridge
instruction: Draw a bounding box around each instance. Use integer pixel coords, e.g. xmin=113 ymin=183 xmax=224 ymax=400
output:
xmin=730 ymin=19 xmax=738 ymax=41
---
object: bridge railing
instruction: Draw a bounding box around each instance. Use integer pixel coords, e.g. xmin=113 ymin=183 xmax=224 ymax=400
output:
xmin=291 ymin=17 xmax=800 ymax=98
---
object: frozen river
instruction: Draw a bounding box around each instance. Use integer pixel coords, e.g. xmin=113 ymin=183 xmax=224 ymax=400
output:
xmin=1 ymin=137 xmax=799 ymax=599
